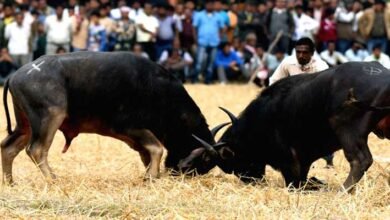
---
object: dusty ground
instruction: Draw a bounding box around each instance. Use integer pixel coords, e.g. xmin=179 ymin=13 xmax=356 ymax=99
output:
xmin=0 ymin=84 xmax=389 ymax=219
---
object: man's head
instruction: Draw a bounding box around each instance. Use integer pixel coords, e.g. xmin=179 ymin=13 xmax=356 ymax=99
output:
xmin=143 ymin=2 xmax=153 ymax=15
xmin=133 ymin=43 xmax=144 ymax=54
xmin=55 ymin=4 xmax=65 ymax=18
xmin=90 ymin=10 xmax=100 ymax=24
xmin=256 ymin=44 xmax=265 ymax=57
xmin=295 ymin=37 xmax=315 ymax=66
xmin=214 ymin=0 xmax=223 ymax=11
xmin=374 ymin=0 xmax=386 ymax=12
xmin=220 ymin=42 xmax=231 ymax=54
xmin=275 ymin=48 xmax=285 ymax=60
xmin=3 ymin=4 xmax=13 ymax=17
xmin=120 ymin=6 xmax=130 ymax=19
xmin=327 ymin=41 xmax=336 ymax=53
xmin=373 ymin=44 xmax=382 ymax=59
xmin=295 ymin=4 xmax=304 ymax=16
xmin=15 ymin=12 xmax=24 ymax=26
xmin=258 ymin=3 xmax=267 ymax=14
xmin=157 ymin=3 xmax=168 ymax=17
xmin=245 ymin=32 xmax=257 ymax=47
xmin=205 ymin=0 xmax=215 ymax=12
xmin=275 ymin=0 xmax=287 ymax=9
xmin=175 ymin=3 xmax=184 ymax=15
xmin=245 ymin=0 xmax=257 ymax=13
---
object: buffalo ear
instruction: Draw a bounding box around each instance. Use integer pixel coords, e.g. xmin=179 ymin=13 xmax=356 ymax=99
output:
xmin=218 ymin=147 xmax=235 ymax=160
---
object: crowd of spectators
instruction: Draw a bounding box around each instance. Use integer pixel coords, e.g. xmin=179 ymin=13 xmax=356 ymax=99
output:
xmin=0 ymin=0 xmax=390 ymax=85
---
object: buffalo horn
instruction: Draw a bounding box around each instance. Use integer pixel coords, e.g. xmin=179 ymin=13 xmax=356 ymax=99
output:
xmin=192 ymin=134 xmax=218 ymax=156
xmin=219 ymin=107 xmax=238 ymax=124
xmin=211 ymin=122 xmax=231 ymax=138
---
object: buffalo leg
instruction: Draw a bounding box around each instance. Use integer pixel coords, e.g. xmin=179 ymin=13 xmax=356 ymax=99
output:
xmin=127 ymin=130 xmax=163 ymax=178
xmin=26 ymin=108 xmax=66 ymax=181
xmin=341 ymin=136 xmax=373 ymax=192
xmin=1 ymin=130 xmax=29 ymax=184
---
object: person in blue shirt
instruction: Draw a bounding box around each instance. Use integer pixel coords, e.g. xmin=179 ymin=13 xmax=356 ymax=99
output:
xmin=192 ymin=0 xmax=225 ymax=84
xmin=215 ymin=41 xmax=243 ymax=84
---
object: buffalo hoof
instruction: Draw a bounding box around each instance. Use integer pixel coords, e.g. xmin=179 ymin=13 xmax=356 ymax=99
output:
xmin=303 ymin=177 xmax=327 ymax=190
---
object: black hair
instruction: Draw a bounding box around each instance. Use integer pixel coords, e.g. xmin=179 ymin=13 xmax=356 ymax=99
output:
xmin=373 ymin=44 xmax=382 ymax=51
xmin=295 ymin=37 xmax=315 ymax=53
xmin=90 ymin=9 xmax=100 ymax=17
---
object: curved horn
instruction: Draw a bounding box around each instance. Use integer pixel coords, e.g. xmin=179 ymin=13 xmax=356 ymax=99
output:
xmin=211 ymin=122 xmax=231 ymax=138
xmin=213 ymin=142 xmax=228 ymax=148
xmin=219 ymin=107 xmax=238 ymax=124
xmin=192 ymin=134 xmax=218 ymax=156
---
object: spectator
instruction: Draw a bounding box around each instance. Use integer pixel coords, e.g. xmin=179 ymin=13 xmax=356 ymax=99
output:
xmin=88 ymin=10 xmax=107 ymax=52
xmin=5 ymin=12 xmax=31 ymax=68
xmin=132 ymin=43 xmax=149 ymax=59
xmin=335 ymin=1 xmax=361 ymax=53
xmin=158 ymin=39 xmax=193 ymax=82
xmin=114 ymin=7 xmax=136 ymax=51
xmin=320 ymin=41 xmax=348 ymax=67
xmin=293 ymin=4 xmax=319 ymax=43
xmin=358 ymin=0 xmax=390 ymax=53
xmin=155 ymin=3 xmax=179 ymax=61
xmin=99 ymin=4 xmax=116 ymax=51
xmin=135 ymin=2 xmax=159 ymax=61
xmin=214 ymin=0 xmax=229 ymax=42
xmin=173 ymin=3 xmax=185 ymax=21
xmin=317 ymin=7 xmax=337 ymax=51
xmin=0 ymin=48 xmax=16 ymax=85
xmin=265 ymin=0 xmax=294 ymax=53
xmin=33 ymin=22 xmax=46 ymax=59
xmin=214 ymin=41 xmax=243 ymax=84
xmin=110 ymin=0 xmax=127 ymax=20
xmin=345 ymin=41 xmax=369 ymax=62
xmin=250 ymin=44 xmax=272 ymax=87
xmin=364 ymin=44 xmax=390 ymax=69
xmin=179 ymin=8 xmax=195 ymax=53
xmin=241 ymin=32 xmax=257 ymax=77
xmin=70 ymin=5 xmax=89 ymax=51
xmin=56 ymin=46 xmax=66 ymax=54
xmin=312 ymin=0 xmax=323 ymax=23
xmin=38 ymin=0 xmax=55 ymax=22
xmin=45 ymin=4 xmax=71 ymax=54
xmin=226 ymin=3 xmax=238 ymax=43
xmin=192 ymin=0 xmax=224 ymax=84
xmin=269 ymin=37 xmax=329 ymax=85
xmin=268 ymin=48 xmax=286 ymax=75
xmin=3 ymin=4 xmax=14 ymax=25
xmin=129 ymin=1 xmax=144 ymax=21
xmin=238 ymin=0 xmax=265 ymax=45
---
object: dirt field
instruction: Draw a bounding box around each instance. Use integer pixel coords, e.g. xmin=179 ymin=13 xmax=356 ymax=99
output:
xmin=0 ymin=84 xmax=389 ymax=219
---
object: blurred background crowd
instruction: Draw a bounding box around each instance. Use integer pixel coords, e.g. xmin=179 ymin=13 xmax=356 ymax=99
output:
xmin=0 ymin=0 xmax=389 ymax=85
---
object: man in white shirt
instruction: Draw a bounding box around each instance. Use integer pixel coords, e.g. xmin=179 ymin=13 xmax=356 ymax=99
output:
xmin=364 ymin=44 xmax=390 ymax=69
xmin=45 ymin=4 xmax=72 ymax=55
xmin=5 ymin=13 xmax=31 ymax=68
xmin=320 ymin=41 xmax=348 ymax=67
xmin=293 ymin=4 xmax=319 ymax=42
xmin=345 ymin=41 xmax=369 ymax=61
xmin=135 ymin=2 xmax=159 ymax=61
xmin=269 ymin=37 xmax=329 ymax=85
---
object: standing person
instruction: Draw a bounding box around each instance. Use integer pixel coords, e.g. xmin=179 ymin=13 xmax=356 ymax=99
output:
xmin=358 ymin=0 xmax=390 ymax=53
xmin=179 ymin=8 xmax=195 ymax=53
xmin=45 ymin=4 xmax=72 ymax=55
xmin=265 ymin=0 xmax=295 ymax=53
xmin=5 ymin=12 xmax=31 ymax=68
xmin=114 ymin=7 xmax=136 ymax=51
xmin=192 ymin=0 xmax=224 ymax=84
xmin=335 ymin=1 xmax=361 ymax=53
xmin=270 ymin=37 xmax=329 ymax=85
xmin=293 ymin=4 xmax=319 ymax=43
xmin=317 ymin=7 xmax=337 ymax=51
xmin=135 ymin=2 xmax=159 ymax=61
xmin=87 ymin=10 xmax=107 ymax=52
xmin=155 ymin=3 xmax=179 ymax=61
xmin=70 ymin=6 xmax=89 ymax=51
xmin=214 ymin=0 xmax=229 ymax=42
xmin=99 ymin=4 xmax=116 ymax=51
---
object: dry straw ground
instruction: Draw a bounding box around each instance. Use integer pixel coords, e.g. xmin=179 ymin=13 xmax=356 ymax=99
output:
xmin=0 ymin=84 xmax=389 ymax=219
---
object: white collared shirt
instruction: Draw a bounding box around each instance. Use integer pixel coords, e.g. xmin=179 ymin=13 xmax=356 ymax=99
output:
xmin=5 ymin=22 xmax=30 ymax=55
xmin=364 ymin=53 xmax=390 ymax=69
xmin=320 ymin=50 xmax=349 ymax=66
xmin=45 ymin=15 xmax=72 ymax=44
xmin=269 ymin=55 xmax=329 ymax=85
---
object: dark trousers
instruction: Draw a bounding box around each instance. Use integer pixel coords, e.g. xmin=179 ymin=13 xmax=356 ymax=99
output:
xmin=139 ymin=42 xmax=156 ymax=61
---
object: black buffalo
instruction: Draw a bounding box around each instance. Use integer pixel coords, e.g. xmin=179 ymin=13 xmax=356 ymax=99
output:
xmin=180 ymin=61 xmax=390 ymax=192
xmin=1 ymin=51 xmax=218 ymax=184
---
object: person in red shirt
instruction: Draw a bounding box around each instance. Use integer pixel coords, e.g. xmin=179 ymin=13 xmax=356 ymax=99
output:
xmin=317 ymin=7 xmax=337 ymax=51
